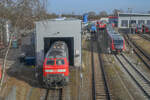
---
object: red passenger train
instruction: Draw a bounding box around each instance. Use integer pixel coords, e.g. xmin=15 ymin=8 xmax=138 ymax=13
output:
xmin=135 ymin=24 xmax=150 ymax=34
xmin=43 ymin=41 xmax=69 ymax=87
xmin=105 ymin=25 xmax=126 ymax=53
xmin=142 ymin=24 xmax=150 ymax=34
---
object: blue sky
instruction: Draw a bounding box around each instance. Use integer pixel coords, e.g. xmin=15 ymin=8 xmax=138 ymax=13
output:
xmin=47 ymin=0 xmax=150 ymax=14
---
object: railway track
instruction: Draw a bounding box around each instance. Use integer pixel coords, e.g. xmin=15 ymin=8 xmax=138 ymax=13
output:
xmin=115 ymin=54 xmax=150 ymax=99
xmin=44 ymin=88 xmax=63 ymax=100
xmin=124 ymin=34 xmax=150 ymax=69
xmin=138 ymin=34 xmax=150 ymax=41
xmin=91 ymin=40 xmax=111 ymax=100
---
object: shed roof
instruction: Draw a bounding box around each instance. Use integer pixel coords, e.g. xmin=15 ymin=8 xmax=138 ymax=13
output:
xmin=118 ymin=13 xmax=150 ymax=17
xmin=35 ymin=18 xmax=81 ymax=23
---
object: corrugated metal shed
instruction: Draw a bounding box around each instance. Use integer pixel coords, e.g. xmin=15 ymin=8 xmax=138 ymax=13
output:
xmin=35 ymin=19 xmax=82 ymax=67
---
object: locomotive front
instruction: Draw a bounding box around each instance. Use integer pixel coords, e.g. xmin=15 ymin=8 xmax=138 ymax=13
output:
xmin=112 ymin=35 xmax=126 ymax=53
xmin=43 ymin=41 xmax=69 ymax=87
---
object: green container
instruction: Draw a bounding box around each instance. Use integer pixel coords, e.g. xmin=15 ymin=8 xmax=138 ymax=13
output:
xmin=12 ymin=40 xmax=18 ymax=48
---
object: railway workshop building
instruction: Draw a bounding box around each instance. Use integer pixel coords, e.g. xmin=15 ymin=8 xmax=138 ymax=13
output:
xmin=118 ymin=13 xmax=150 ymax=30
xmin=35 ymin=18 xmax=82 ymax=67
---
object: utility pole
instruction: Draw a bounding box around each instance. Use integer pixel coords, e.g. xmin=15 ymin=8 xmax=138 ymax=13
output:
xmin=128 ymin=8 xmax=132 ymax=34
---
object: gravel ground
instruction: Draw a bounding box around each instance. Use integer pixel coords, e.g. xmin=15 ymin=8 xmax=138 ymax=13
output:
xmin=69 ymin=67 xmax=80 ymax=100
xmin=79 ymin=38 xmax=92 ymax=100
xmin=0 ymin=47 xmax=42 ymax=100
xmin=143 ymin=34 xmax=150 ymax=38
xmin=125 ymin=52 xmax=150 ymax=82
xmin=0 ymin=34 xmax=42 ymax=100
xmin=103 ymin=54 xmax=135 ymax=100
xmin=113 ymin=54 xmax=147 ymax=100
xmin=129 ymin=34 xmax=150 ymax=55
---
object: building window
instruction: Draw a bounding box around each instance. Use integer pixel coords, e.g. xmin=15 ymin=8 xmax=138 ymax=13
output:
xmin=129 ymin=20 xmax=136 ymax=27
xmin=138 ymin=20 xmax=145 ymax=25
xmin=147 ymin=20 xmax=150 ymax=25
xmin=121 ymin=20 xmax=128 ymax=27
xmin=129 ymin=20 xmax=136 ymax=24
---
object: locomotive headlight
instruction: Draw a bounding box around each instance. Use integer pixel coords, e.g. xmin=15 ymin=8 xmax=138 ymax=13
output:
xmin=57 ymin=69 xmax=66 ymax=72
xmin=45 ymin=70 xmax=53 ymax=72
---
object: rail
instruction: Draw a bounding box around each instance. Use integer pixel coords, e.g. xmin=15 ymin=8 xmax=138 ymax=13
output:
xmin=115 ymin=54 xmax=150 ymax=99
xmin=124 ymin=34 xmax=150 ymax=69
xmin=97 ymin=41 xmax=111 ymax=100
xmin=91 ymin=40 xmax=96 ymax=100
xmin=44 ymin=88 xmax=63 ymax=100
xmin=138 ymin=34 xmax=150 ymax=42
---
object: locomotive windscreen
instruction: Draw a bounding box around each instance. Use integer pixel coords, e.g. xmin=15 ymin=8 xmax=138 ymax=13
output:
xmin=44 ymin=37 xmax=74 ymax=66
xmin=46 ymin=60 xmax=55 ymax=65
xmin=114 ymin=40 xmax=123 ymax=44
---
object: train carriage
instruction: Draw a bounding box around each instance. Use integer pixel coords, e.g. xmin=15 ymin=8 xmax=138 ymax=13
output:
xmin=142 ymin=24 xmax=150 ymax=34
xmin=104 ymin=25 xmax=126 ymax=54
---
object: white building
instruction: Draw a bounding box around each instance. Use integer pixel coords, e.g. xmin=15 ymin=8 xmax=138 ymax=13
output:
xmin=35 ymin=19 xmax=82 ymax=67
xmin=118 ymin=13 xmax=150 ymax=29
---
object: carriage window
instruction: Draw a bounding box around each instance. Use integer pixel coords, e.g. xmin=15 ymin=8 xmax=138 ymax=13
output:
xmin=46 ymin=60 xmax=55 ymax=65
xmin=56 ymin=59 xmax=65 ymax=65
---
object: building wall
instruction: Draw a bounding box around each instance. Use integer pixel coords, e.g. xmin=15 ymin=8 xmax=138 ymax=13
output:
xmin=35 ymin=19 xmax=82 ymax=67
xmin=118 ymin=16 xmax=150 ymax=28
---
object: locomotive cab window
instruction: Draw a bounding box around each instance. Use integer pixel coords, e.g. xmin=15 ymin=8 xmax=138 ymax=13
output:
xmin=46 ymin=60 xmax=55 ymax=65
xmin=114 ymin=40 xmax=123 ymax=44
xmin=56 ymin=59 xmax=65 ymax=65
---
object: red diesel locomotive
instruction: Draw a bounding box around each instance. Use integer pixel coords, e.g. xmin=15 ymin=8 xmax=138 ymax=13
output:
xmin=96 ymin=21 xmax=107 ymax=30
xmin=43 ymin=41 xmax=69 ymax=87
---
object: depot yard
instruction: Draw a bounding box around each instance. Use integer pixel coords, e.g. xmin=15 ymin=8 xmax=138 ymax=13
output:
xmin=1 ymin=17 xmax=150 ymax=100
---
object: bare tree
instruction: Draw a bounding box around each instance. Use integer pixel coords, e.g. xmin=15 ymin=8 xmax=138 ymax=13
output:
xmin=113 ymin=9 xmax=124 ymax=16
xmin=0 ymin=0 xmax=48 ymax=91
xmin=0 ymin=0 xmax=48 ymax=29
xmin=88 ymin=11 xmax=96 ymax=17
xmin=99 ymin=11 xmax=108 ymax=17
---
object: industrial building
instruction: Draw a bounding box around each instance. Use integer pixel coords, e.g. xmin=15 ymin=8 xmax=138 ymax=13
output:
xmin=118 ymin=13 xmax=150 ymax=29
xmin=35 ymin=18 xmax=82 ymax=67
